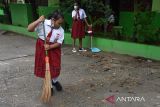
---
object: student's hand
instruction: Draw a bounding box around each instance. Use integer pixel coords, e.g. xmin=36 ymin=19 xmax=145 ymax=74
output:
xmin=37 ymin=15 xmax=45 ymax=23
xmin=44 ymin=44 xmax=50 ymax=50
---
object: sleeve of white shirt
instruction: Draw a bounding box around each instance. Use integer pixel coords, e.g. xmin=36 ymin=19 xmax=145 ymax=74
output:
xmin=82 ymin=9 xmax=87 ymax=19
xmin=34 ymin=22 xmax=41 ymax=32
xmin=35 ymin=19 xmax=47 ymax=33
xmin=57 ymin=28 xmax=64 ymax=44
xmin=34 ymin=22 xmax=44 ymax=37
xmin=72 ymin=10 xmax=76 ymax=18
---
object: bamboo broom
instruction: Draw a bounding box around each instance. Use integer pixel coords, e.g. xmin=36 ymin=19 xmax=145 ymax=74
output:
xmin=40 ymin=21 xmax=52 ymax=103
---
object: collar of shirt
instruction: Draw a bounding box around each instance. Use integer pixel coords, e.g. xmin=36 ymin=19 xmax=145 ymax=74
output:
xmin=45 ymin=19 xmax=61 ymax=30
xmin=45 ymin=19 xmax=52 ymax=26
xmin=45 ymin=19 xmax=53 ymax=29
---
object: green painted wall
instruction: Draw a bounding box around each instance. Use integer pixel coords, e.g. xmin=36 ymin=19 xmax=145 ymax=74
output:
xmin=0 ymin=24 xmax=37 ymax=38
xmin=48 ymin=0 xmax=59 ymax=7
xmin=0 ymin=8 xmax=4 ymax=23
xmin=9 ymin=3 xmax=33 ymax=27
xmin=64 ymin=33 xmax=160 ymax=60
xmin=152 ymin=12 xmax=160 ymax=28
xmin=152 ymin=0 xmax=160 ymax=12
xmin=119 ymin=12 xmax=134 ymax=37
xmin=0 ymin=8 xmax=4 ymax=15
xmin=0 ymin=24 xmax=160 ymax=61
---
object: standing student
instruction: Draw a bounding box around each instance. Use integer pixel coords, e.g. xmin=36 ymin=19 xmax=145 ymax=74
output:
xmin=107 ymin=11 xmax=115 ymax=32
xmin=71 ymin=2 xmax=91 ymax=53
xmin=27 ymin=10 xmax=64 ymax=94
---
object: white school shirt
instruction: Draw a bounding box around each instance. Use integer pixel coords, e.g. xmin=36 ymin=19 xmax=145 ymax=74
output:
xmin=35 ymin=19 xmax=64 ymax=44
xmin=72 ymin=8 xmax=87 ymax=20
xmin=108 ymin=14 xmax=115 ymax=23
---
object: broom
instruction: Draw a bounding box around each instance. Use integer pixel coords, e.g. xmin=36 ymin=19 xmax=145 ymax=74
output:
xmin=40 ymin=21 xmax=52 ymax=103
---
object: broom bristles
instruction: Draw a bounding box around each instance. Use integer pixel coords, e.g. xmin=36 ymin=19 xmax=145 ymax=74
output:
xmin=40 ymin=56 xmax=52 ymax=103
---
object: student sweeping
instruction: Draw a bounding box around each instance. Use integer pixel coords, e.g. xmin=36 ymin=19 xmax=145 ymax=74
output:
xmin=27 ymin=10 xmax=64 ymax=94
xmin=71 ymin=2 xmax=92 ymax=53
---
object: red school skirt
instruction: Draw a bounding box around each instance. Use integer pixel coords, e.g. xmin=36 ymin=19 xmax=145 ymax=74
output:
xmin=71 ymin=19 xmax=85 ymax=39
xmin=34 ymin=38 xmax=61 ymax=79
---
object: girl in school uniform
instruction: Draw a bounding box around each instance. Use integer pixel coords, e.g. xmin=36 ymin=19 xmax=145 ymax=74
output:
xmin=27 ymin=10 xmax=64 ymax=94
xmin=107 ymin=12 xmax=115 ymax=32
xmin=71 ymin=2 xmax=91 ymax=53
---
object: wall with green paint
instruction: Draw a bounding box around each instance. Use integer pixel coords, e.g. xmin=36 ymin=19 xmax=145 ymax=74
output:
xmin=0 ymin=23 xmax=160 ymax=61
xmin=9 ymin=3 xmax=33 ymax=27
xmin=0 ymin=8 xmax=4 ymax=23
xmin=64 ymin=33 xmax=160 ymax=60
xmin=0 ymin=24 xmax=37 ymax=38
xmin=0 ymin=8 xmax=4 ymax=15
xmin=152 ymin=12 xmax=160 ymax=28
xmin=152 ymin=0 xmax=160 ymax=12
xmin=48 ymin=0 xmax=59 ymax=7
xmin=119 ymin=12 xmax=134 ymax=37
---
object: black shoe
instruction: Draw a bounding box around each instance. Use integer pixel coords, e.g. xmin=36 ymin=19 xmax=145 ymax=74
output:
xmin=52 ymin=81 xmax=63 ymax=91
xmin=51 ymin=88 xmax=54 ymax=96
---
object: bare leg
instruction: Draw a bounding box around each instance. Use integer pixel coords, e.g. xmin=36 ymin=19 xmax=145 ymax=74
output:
xmin=79 ymin=38 xmax=82 ymax=49
xmin=79 ymin=38 xmax=87 ymax=52
xmin=72 ymin=38 xmax=77 ymax=52
xmin=72 ymin=38 xmax=76 ymax=48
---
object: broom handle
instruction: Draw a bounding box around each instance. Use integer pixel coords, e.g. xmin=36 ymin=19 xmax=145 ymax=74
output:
xmin=42 ymin=21 xmax=48 ymax=56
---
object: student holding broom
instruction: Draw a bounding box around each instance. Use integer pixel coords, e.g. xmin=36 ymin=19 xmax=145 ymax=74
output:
xmin=71 ymin=2 xmax=92 ymax=53
xmin=27 ymin=10 xmax=64 ymax=97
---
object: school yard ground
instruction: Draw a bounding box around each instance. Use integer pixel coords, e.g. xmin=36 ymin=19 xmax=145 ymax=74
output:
xmin=0 ymin=30 xmax=160 ymax=107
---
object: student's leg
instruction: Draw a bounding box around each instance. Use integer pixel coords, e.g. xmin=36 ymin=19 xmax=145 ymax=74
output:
xmin=52 ymin=77 xmax=58 ymax=83
xmin=72 ymin=38 xmax=76 ymax=48
xmin=79 ymin=38 xmax=87 ymax=52
xmin=51 ymin=77 xmax=59 ymax=95
xmin=72 ymin=38 xmax=77 ymax=52
xmin=79 ymin=38 xmax=82 ymax=49
xmin=52 ymin=77 xmax=63 ymax=91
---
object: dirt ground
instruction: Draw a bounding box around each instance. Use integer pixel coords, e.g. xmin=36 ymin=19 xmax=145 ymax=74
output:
xmin=0 ymin=31 xmax=160 ymax=107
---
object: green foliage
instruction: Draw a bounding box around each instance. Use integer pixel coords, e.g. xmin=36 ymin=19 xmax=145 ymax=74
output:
xmin=59 ymin=0 xmax=74 ymax=14
xmin=134 ymin=11 xmax=160 ymax=45
xmin=81 ymin=0 xmax=111 ymax=27
xmin=132 ymin=0 xmax=160 ymax=45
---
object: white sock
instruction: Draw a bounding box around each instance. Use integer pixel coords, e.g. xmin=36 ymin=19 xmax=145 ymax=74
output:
xmin=52 ymin=77 xmax=58 ymax=84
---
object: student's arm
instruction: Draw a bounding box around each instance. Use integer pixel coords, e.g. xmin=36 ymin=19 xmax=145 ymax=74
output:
xmin=44 ymin=43 xmax=61 ymax=50
xmin=72 ymin=10 xmax=77 ymax=20
xmin=27 ymin=15 xmax=45 ymax=32
xmin=72 ymin=16 xmax=76 ymax=20
xmin=84 ymin=18 xmax=92 ymax=28
xmin=44 ymin=29 xmax=64 ymax=50
xmin=72 ymin=12 xmax=77 ymax=20
xmin=84 ymin=18 xmax=89 ymax=26
xmin=50 ymin=43 xmax=61 ymax=49
xmin=83 ymin=9 xmax=91 ymax=27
